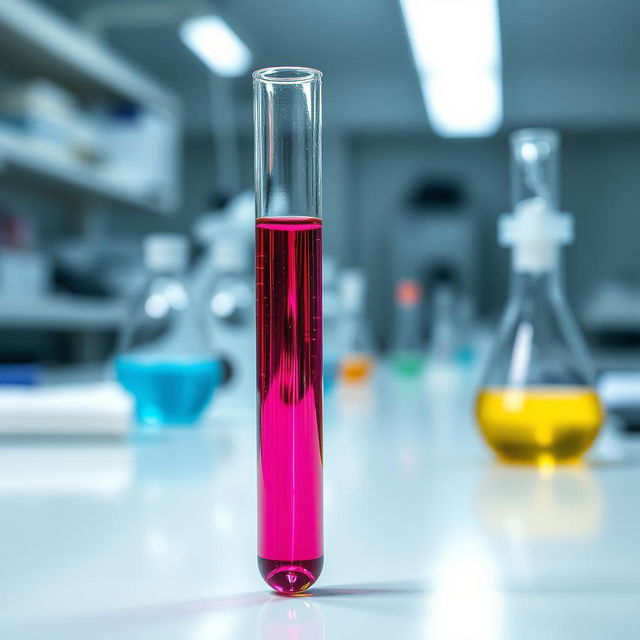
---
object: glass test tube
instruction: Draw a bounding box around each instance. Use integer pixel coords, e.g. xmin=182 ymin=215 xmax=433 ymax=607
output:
xmin=254 ymin=67 xmax=323 ymax=594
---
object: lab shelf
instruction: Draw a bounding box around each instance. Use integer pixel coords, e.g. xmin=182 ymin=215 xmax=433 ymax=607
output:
xmin=0 ymin=295 xmax=125 ymax=330
xmin=0 ymin=0 xmax=178 ymax=110
xmin=0 ymin=127 xmax=174 ymax=214
xmin=0 ymin=0 xmax=181 ymax=214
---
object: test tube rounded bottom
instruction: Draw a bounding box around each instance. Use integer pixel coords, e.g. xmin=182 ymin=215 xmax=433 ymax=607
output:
xmin=258 ymin=557 xmax=324 ymax=595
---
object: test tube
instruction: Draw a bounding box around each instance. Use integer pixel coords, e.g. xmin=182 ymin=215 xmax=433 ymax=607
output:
xmin=254 ymin=67 xmax=323 ymax=594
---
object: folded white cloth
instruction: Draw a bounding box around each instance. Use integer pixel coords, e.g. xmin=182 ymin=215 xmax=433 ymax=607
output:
xmin=0 ymin=382 xmax=131 ymax=436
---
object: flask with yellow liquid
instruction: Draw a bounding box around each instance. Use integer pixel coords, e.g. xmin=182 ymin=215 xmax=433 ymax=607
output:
xmin=476 ymin=129 xmax=604 ymax=465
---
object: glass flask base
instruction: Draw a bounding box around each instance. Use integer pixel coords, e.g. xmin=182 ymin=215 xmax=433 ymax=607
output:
xmin=116 ymin=357 xmax=221 ymax=426
xmin=258 ymin=556 xmax=323 ymax=595
xmin=475 ymin=387 xmax=603 ymax=466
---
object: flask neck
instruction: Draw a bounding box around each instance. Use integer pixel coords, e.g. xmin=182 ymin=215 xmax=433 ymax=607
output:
xmin=508 ymin=256 xmax=565 ymax=303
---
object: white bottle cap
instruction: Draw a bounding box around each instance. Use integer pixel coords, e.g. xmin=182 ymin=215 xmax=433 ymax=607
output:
xmin=340 ymin=268 xmax=366 ymax=313
xmin=144 ymin=233 xmax=189 ymax=272
xmin=499 ymin=197 xmax=573 ymax=273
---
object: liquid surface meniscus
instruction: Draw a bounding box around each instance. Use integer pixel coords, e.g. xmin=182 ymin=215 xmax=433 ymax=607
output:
xmin=115 ymin=356 xmax=221 ymax=425
xmin=255 ymin=217 xmax=323 ymax=594
xmin=475 ymin=386 xmax=603 ymax=465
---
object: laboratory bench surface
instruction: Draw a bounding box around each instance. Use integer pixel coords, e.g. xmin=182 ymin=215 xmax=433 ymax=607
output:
xmin=2 ymin=366 xmax=640 ymax=640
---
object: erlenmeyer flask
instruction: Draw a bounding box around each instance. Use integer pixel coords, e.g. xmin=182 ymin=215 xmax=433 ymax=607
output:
xmin=476 ymin=129 xmax=604 ymax=465
xmin=115 ymin=234 xmax=222 ymax=426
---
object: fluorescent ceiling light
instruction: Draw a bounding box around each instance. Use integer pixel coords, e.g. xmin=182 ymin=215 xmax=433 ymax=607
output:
xmin=400 ymin=0 xmax=503 ymax=137
xmin=180 ymin=15 xmax=252 ymax=77
xmin=421 ymin=71 xmax=502 ymax=137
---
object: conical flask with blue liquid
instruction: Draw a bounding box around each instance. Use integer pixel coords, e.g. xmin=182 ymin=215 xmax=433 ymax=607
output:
xmin=115 ymin=234 xmax=222 ymax=426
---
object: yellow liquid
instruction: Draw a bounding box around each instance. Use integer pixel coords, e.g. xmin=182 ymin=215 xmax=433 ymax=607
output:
xmin=475 ymin=387 xmax=604 ymax=465
xmin=340 ymin=355 xmax=374 ymax=383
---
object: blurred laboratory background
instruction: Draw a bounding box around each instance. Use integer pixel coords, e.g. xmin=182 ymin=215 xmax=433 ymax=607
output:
xmin=0 ymin=0 xmax=636 ymax=365
xmin=0 ymin=0 xmax=638 ymax=368
xmin=3 ymin=0 xmax=640 ymax=637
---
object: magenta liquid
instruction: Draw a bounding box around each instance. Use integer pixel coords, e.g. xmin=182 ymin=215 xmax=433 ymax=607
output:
xmin=256 ymin=216 xmax=323 ymax=594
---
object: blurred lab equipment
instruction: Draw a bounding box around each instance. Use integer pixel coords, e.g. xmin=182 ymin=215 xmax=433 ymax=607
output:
xmin=208 ymin=235 xmax=252 ymax=320
xmin=456 ymin=293 xmax=477 ymax=365
xmin=254 ymin=66 xmax=324 ymax=594
xmin=598 ymin=371 xmax=640 ymax=432
xmin=338 ymin=268 xmax=375 ymax=384
xmin=420 ymin=265 xmax=480 ymax=387
xmin=0 ymin=210 xmax=49 ymax=296
xmin=192 ymin=190 xmax=254 ymax=252
xmin=206 ymin=233 xmax=252 ymax=390
xmin=192 ymin=190 xmax=253 ymax=304
xmin=53 ymin=232 xmax=143 ymax=299
xmin=476 ymin=129 xmax=604 ymax=465
xmin=582 ymin=274 xmax=640 ymax=343
xmin=429 ymin=274 xmax=458 ymax=364
xmin=394 ymin=179 xmax=478 ymax=325
xmin=323 ymin=256 xmax=341 ymax=391
xmin=193 ymin=191 xmax=254 ymax=397
xmin=391 ymin=279 xmax=424 ymax=377
xmin=423 ymin=273 xmax=466 ymax=392
xmin=115 ymin=234 xmax=221 ymax=426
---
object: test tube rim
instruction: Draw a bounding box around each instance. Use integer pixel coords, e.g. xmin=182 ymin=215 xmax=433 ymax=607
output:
xmin=253 ymin=66 xmax=322 ymax=84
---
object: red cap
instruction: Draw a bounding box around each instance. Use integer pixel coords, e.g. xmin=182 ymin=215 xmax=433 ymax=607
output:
xmin=396 ymin=280 xmax=421 ymax=306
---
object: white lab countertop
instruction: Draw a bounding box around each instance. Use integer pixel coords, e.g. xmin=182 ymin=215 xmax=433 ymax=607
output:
xmin=2 ymin=363 xmax=640 ymax=639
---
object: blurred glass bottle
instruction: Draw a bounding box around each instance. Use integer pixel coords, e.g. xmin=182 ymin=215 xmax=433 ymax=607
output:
xmin=338 ymin=268 xmax=375 ymax=383
xmin=391 ymin=279 xmax=424 ymax=377
xmin=115 ymin=234 xmax=221 ymax=426
xmin=476 ymin=129 xmax=604 ymax=465
xmin=323 ymin=256 xmax=340 ymax=392
xmin=455 ymin=293 xmax=476 ymax=366
xmin=430 ymin=281 xmax=457 ymax=364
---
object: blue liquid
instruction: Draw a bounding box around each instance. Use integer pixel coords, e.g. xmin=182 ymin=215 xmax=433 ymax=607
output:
xmin=115 ymin=356 xmax=222 ymax=426
xmin=324 ymin=357 xmax=339 ymax=393
xmin=456 ymin=345 xmax=475 ymax=365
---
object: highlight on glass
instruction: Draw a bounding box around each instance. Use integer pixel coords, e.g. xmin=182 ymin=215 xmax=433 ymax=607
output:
xmin=254 ymin=67 xmax=323 ymax=594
